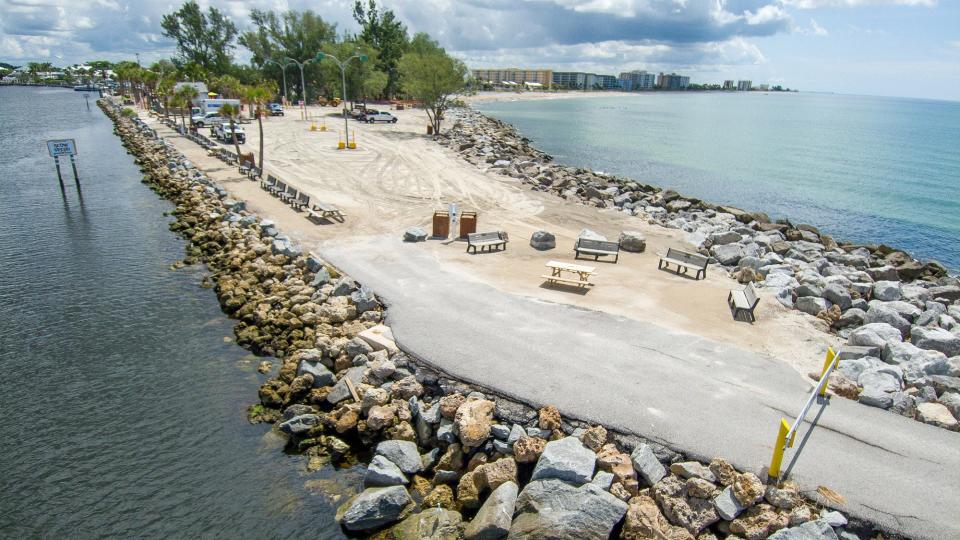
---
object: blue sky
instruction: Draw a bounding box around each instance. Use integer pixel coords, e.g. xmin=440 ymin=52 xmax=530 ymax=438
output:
xmin=1 ymin=0 xmax=957 ymax=101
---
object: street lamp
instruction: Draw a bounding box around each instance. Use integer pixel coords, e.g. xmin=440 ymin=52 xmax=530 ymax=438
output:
xmin=315 ymin=51 xmax=368 ymax=149
xmin=264 ymin=58 xmax=295 ymax=103
xmin=285 ymin=55 xmax=323 ymax=117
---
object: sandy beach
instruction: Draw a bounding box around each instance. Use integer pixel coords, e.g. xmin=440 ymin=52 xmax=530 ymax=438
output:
xmin=145 ymin=104 xmax=839 ymax=377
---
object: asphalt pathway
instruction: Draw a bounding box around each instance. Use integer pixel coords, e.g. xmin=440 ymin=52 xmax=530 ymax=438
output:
xmin=322 ymin=235 xmax=960 ymax=539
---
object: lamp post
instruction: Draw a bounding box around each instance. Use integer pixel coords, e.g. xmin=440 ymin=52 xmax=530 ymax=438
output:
xmin=315 ymin=51 xmax=368 ymax=149
xmin=264 ymin=58 xmax=294 ymax=104
xmin=285 ymin=55 xmax=322 ymax=118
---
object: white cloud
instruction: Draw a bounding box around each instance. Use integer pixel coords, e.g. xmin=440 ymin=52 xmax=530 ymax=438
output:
xmin=779 ymin=0 xmax=936 ymax=8
xmin=810 ymin=18 xmax=828 ymax=35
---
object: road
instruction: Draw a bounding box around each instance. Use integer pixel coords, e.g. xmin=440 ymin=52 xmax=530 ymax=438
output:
xmin=321 ymin=234 xmax=960 ymax=540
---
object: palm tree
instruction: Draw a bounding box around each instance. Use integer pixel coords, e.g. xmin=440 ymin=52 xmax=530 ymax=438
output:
xmin=174 ymin=85 xmax=199 ymax=131
xmin=218 ymin=103 xmax=242 ymax=165
xmin=157 ymin=76 xmax=175 ymax=120
xmin=245 ymin=84 xmax=273 ymax=171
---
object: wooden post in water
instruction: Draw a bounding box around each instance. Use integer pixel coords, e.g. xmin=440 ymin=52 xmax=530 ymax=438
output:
xmin=53 ymin=156 xmax=66 ymax=192
xmin=69 ymin=155 xmax=81 ymax=189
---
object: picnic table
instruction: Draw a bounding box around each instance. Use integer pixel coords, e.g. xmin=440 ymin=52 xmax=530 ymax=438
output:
xmin=542 ymin=260 xmax=596 ymax=287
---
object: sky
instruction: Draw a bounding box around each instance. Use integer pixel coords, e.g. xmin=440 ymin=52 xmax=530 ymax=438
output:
xmin=1 ymin=0 xmax=958 ymax=101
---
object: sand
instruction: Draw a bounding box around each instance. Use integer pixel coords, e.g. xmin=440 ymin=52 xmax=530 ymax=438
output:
xmin=143 ymin=102 xmax=840 ymax=377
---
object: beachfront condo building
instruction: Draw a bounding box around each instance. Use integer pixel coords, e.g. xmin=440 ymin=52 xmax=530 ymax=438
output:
xmin=738 ymin=80 xmax=753 ymax=91
xmin=472 ymin=68 xmax=553 ymax=89
xmin=552 ymin=72 xmax=621 ymax=90
xmin=657 ymin=73 xmax=691 ymax=90
xmin=619 ymin=70 xmax=657 ymax=90
xmin=723 ymin=80 xmax=735 ymax=90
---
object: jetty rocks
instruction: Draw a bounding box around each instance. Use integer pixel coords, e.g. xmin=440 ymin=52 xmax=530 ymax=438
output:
xmin=103 ymin=99 xmax=891 ymax=538
xmin=442 ymin=107 xmax=960 ymax=432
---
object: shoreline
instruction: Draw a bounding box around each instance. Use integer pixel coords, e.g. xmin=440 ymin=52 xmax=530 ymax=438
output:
xmin=98 ymin=99 xmax=895 ymax=539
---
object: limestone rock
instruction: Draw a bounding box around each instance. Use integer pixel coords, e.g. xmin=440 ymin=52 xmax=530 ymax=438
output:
xmin=653 ymin=475 xmax=720 ymax=535
xmin=538 ymin=405 xmax=562 ymax=430
xmin=477 ymin=457 xmax=518 ymax=491
xmin=621 ymin=494 xmax=694 ymax=540
xmin=708 ymin=458 xmax=737 ymax=486
xmin=514 ymin=436 xmax=547 ymax=463
xmin=916 ymin=402 xmax=959 ymax=430
xmin=670 ymin=462 xmax=717 ymax=483
xmin=579 ymin=425 xmax=608 ymax=451
xmin=455 ymin=398 xmax=495 ymax=448
xmin=729 ymin=504 xmax=789 ymax=540
xmin=389 ymin=507 xmax=462 ymax=539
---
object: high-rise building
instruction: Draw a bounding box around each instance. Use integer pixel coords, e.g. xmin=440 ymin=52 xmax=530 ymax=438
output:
xmin=657 ymin=73 xmax=690 ymax=90
xmin=597 ymin=75 xmax=620 ymax=90
xmin=619 ymin=70 xmax=656 ymax=90
xmin=737 ymin=80 xmax=752 ymax=91
xmin=723 ymin=80 xmax=735 ymax=90
xmin=552 ymin=72 xmax=619 ymax=90
xmin=471 ymin=68 xmax=553 ymax=88
xmin=758 ymin=83 xmax=770 ymax=91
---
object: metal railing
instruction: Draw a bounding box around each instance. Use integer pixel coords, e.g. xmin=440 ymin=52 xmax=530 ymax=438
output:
xmin=769 ymin=346 xmax=837 ymax=480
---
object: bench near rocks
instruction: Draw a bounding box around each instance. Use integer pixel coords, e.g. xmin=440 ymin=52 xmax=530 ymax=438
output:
xmin=574 ymin=238 xmax=621 ymax=263
xmin=467 ymin=231 xmax=508 ymax=254
xmin=728 ymin=282 xmax=760 ymax=322
xmin=658 ymin=247 xmax=709 ymax=280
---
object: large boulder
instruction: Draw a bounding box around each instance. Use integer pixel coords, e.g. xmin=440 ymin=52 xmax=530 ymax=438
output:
xmin=864 ymin=304 xmax=911 ymax=336
xmin=297 ymin=359 xmax=335 ymax=387
xmin=709 ymin=231 xmax=742 ymax=246
xmin=916 ymin=402 xmax=959 ymax=430
xmin=873 ymin=281 xmax=902 ymax=302
xmin=375 ymin=440 xmax=424 ymax=474
xmin=619 ymin=231 xmax=647 ymax=253
xmin=712 ymin=244 xmax=744 ymax=266
xmin=529 ymin=230 xmax=556 ymax=251
xmin=796 ymin=296 xmax=830 ymax=317
xmin=509 ymin=479 xmax=628 ymax=540
xmin=464 ymin=481 xmax=518 ymax=540
xmin=365 ymin=455 xmax=408 ymax=487
xmin=338 ymin=486 xmax=412 ymax=531
xmin=911 ymin=326 xmax=960 ymax=357
xmin=822 ymin=284 xmax=853 ymax=311
xmin=622 ymin=494 xmax=694 ymax=540
xmin=278 ymin=414 xmax=319 ymax=435
xmin=847 ymin=323 xmax=903 ymax=349
xmin=652 ymin=475 xmax=720 ymax=535
xmin=390 ymin=508 xmax=462 ymax=539
xmin=531 ymin=436 xmax=596 ymax=485
xmin=404 ymin=227 xmax=427 ymax=242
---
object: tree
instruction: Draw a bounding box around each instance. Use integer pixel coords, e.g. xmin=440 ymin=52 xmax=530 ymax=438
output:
xmin=157 ymin=75 xmax=177 ymax=120
xmin=218 ymin=103 xmax=243 ymax=165
xmin=174 ymin=84 xmax=199 ymax=130
xmin=161 ymin=0 xmax=238 ymax=75
xmin=318 ymin=38 xmax=385 ymax=106
xmin=353 ymin=0 xmax=409 ymax=98
xmin=245 ymin=83 xmax=274 ymax=170
xmin=398 ymin=33 xmax=467 ymax=135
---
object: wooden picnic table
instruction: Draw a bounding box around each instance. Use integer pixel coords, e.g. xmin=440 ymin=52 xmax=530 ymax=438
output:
xmin=542 ymin=260 xmax=596 ymax=287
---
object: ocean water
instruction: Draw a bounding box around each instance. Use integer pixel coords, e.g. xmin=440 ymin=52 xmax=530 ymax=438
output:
xmin=0 ymin=87 xmax=355 ymax=538
xmin=476 ymin=92 xmax=960 ymax=272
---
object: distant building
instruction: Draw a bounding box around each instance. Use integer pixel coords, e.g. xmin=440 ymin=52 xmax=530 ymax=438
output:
xmin=758 ymin=83 xmax=770 ymax=91
xmin=737 ymin=80 xmax=752 ymax=91
xmin=723 ymin=80 xmax=735 ymax=90
xmin=657 ymin=73 xmax=690 ymax=90
xmin=472 ymin=68 xmax=553 ymax=89
xmin=596 ymin=75 xmax=620 ymax=90
xmin=619 ymin=70 xmax=656 ymax=91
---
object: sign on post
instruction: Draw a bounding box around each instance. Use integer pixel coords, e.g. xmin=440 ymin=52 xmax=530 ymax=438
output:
xmin=47 ymin=139 xmax=77 ymax=157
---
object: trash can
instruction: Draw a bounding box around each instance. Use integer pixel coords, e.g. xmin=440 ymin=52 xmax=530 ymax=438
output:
xmin=459 ymin=211 xmax=477 ymax=239
xmin=432 ymin=211 xmax=449 ymax=238
xmin=426 ymin=124 xmax=434 ymax=135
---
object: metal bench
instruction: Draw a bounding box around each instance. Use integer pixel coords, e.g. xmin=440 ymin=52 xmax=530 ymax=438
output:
xmin=658 ymin=247 xmax=709 ymax=280
xmin=307 ymin=202 xmax=346 ymax=223
xmin=574 ymin=238 xmax=621 ymax=263
xmin=467 ymin=231 xmax=507 ymax=254
xmin=728 ymin=282 xmax=760 ymax=322
xmin=261 ymin=174 xmax=277 ymax=191
xmin=280 ymin=185 xmax=298 ymax=204
xmin=292 ymin=192 xmax=310 ymax=211
xmin=269 ymin=180 xmax=288 ymax=197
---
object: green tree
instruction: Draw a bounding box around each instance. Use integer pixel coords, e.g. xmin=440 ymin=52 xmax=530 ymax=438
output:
xmin=174 ymin=84 xmax=199 ymax=130
xmin=161 ymin=0 xmax=238 ymax=75
xmin=353 ymin=0 xmax=408 ymax=98
xmin=398 ymin=33 xmax=467 ymax=135
xmin=157 ymin=75 xmax=176 ymax=120
xmin=318 ymin=38 xmax=384 ymax=106
xmin=218 ymin=103 xmax=243 ymax=165
xmin=245 ymin=83 xmax=274 ymax=170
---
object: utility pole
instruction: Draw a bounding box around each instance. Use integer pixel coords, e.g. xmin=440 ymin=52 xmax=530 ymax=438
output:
xmin=264 ymin=58 xmax=294 ymax=104
xmin=285 ymin=55 xmax=323 ymax=120
xmin=315 ymin=51 xmax=368 ymax=149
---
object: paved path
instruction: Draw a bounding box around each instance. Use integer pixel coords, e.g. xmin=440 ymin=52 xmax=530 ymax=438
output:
xmin=322 ymin=235 xmax=960 ymax=540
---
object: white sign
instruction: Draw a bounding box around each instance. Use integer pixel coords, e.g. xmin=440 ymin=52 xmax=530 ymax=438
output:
xmin=47 ymin=139 xmax=77 ymax=157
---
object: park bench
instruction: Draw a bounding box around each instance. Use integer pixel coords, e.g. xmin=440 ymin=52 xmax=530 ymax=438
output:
xmin=658 ymin=247 xmax=709 ymax=280
xmin=269 ymin=180 xmax=288 ymax=197
xmin=293 ymin=192 xmax=311 ymax=211
xmin=247 ymin=166 xmax=261 ymax=180
xmin=280 ymin=185 xmax=299 ymax=204
xmin=574 ymin=238 xmax=621 ymax=263
xmin=466 ymin=231 xmax=508 ymax=254
xmin=307 ymin=202 xmax=347 ymax=223
xmin=261 ymin=175 xmax=277 ymax=191
xmin=728 ymin=282 xmax=760 ymax=322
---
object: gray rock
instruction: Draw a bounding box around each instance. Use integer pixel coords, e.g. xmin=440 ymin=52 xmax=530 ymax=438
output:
xmin=281 ymin=404 xmax=315 ymax=421
xmin=712 ymin=243 xmax=744 ymax=266
xmin=847 ymin=323 xmax=903 ymax=348
xmin=889 ymin=392 xmax=918 ymax=417
xmin=823 ymin=284 xmax=853 ymax=311
xmin=339 ymin=486 xmax=412 ymax=531
xmin=375 ymin=440 xmax=424 ymax=474
xmin=767 ymin=518 xmax=840 ymax=540
xmin=345 ymin=337 xmax=374 ymax=358
xmin=873 ymin=281 xmax=902 ymax=302
xmin=530 ymin=437 xmax=596 ymax=485
xmin=529 ymin=230 xmax=556 ymax=250
xmin=669 ymin=461 xmax=716 ymax=482
xmin=311 ymin=267 xmax=331 ymax=287
xmin=864 ymin=304 xmax=911 ymax=336
xmin=525 ymin=426 xmax=552 ymax=439
xmin=297 ymin=359 xmax=336 ymax=387
xmin=939 ymin=391 xmax=960 ymax=419
xmin=631 ymin=443 xmax=667 ymax=486
xmin=713 ymin=485 xmax=746 ymax=520
xmin=618 ymin=231 xmax=646 ymax=253
xmin=365 ymin=455 xmax=408 ymax=487
xmin=350 ymin=287 xmax=379 ymax=314
xmin=404 ymin=227 xmax=427 ymax=242
xmin=796 ymin=283 xmax=823 ymax=298
xmin=391 ymin=508 xmax=463 ymax=539
xmin=858 ymin=387 xmax=894 ymax=409
xmin=911 ymin=326 xmax=960 ymax=356
xmin=591 ymin=471 xmax=614 ymax=490
xmin=927 ymin=285 xmax=960 ymax=302
xmin=464 ymin=481 xmax=518 ymax=540
xmin=493 ymin=439 xmax=513 ymax=455
xmin=821 ymin=510 xmax=848 ymax=528
xmin=490 ymin=424 xmax=510 ymax=440
xmin=278 ymin=414 xmax=319 ymax=435
xmin=709 ymin=231 xmax=742 ymax=245
xmin=899 ymin=352 xmax=950 ymax=386
xmin=796 ymin=296 xmax=831 ymax=316
xmin=509 ymin=479 xmax=628 ymax=540
xmin=331 ymin=276 xmax=357 ymax=297
xmin=836 ymin=346 xmax=878 ymax=361
xmin=507 ymin=423 xmax=526 ymax=445
xmin=305 ymin=253 xmax=325 ymax=272
xmin=327 ymin=366 xmax=366 ymax=404
xmin=930 ymin=375 xmax=960 ymax=395
xmin=578 ymin=228 xmax=607 ymax=241
xmin=437 ymin=418 xmax=457 ymax=443
xmin=421 ymin=447 xmax=441 ymax=471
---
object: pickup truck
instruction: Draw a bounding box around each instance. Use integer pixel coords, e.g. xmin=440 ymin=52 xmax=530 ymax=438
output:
xmin=363 ymin=111 xmax=398 ymax=124
xmin=192 ymin=112 xmax=224 ymax=127
xmin=214 ymin=123 xmax=246 ymax=144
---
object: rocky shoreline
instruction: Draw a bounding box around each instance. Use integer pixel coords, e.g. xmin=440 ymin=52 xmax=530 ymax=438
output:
xmin=101 ymin=98 xmax=895 ymax=539
xmin=439 ymin=108 xmax=960 ymax=432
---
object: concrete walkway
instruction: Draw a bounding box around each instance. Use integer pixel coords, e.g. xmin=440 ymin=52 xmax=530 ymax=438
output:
xmin=322 ymin=234 xmax=960 ymax=540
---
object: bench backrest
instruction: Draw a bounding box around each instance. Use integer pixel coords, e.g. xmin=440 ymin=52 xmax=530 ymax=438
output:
xmin=275 ymin=180 xmax=287 ymax=191
xmin=743 ymin=282 xmax=759 ymax=306
xmin=297 ymin=192 xmax=310 ymax=205
xmin=468 ymin=231 xmax=502 ymax=243
xmin=286 ymin=186 xmax=298 ymax=197
xmin=577 ymin=238 xmax=620 ymax=252
xmin=666 ymin=247 xmax=708 ymax=268
xmin=266 ymin=175 xmax=277 ymax=185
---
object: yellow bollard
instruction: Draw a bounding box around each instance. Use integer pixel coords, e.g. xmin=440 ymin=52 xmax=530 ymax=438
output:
xmin=320 ymin=122 xmax=327 ymax=132
xmin=309 ymin=123 xmax=317 ymax=131
xmin=338 ymin=140 xmax=345 ymax=150
xmin=819 ymin=347 xmax=837 ymax=397
xmin=769 ymin=418 xmax=792 ymax=481
xmin=348 ymin=141 xmax=357 ymax=149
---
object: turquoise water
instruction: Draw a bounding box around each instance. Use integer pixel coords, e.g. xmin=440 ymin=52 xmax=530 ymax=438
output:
xmin=476 ymin=93 xmax=960 ymax=272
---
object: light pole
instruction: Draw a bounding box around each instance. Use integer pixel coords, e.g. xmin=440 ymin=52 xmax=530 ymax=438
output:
xmin=315 ymin=51 xmax=368 ymax=149
xmin=264 ymin=58 xmax=294 ymax=104
xmin=285 ymin=55 xmax=322 ymax=118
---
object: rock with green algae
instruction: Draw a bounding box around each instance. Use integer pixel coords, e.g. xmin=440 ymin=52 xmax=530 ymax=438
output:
xmin=387 ymin=507 xmax=463 ymax=540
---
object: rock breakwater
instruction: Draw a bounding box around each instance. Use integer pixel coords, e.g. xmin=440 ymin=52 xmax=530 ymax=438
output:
xmin=440 ymin=108 xmax=960 ymax=432
xmin=102 ymin=99 xmax=889 ymax=539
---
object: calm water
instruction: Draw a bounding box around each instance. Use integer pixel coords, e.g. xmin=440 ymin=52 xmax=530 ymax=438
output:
xmin=0 ymin=87 xmax=357 ymax=538
xmin=477 ymin=92 xmax=960 ymax=272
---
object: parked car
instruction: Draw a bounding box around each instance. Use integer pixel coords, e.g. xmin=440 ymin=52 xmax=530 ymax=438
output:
xmin=214 ymin=123 xmax=246 ymax=144
xmin=364 ymin=111 xmax=398 ymax=124
xmin=192 ymin=112 xmax=224 ymax=127
xmin=268 ymin=103 xmax=284 ymax=116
